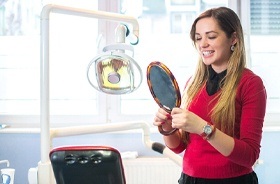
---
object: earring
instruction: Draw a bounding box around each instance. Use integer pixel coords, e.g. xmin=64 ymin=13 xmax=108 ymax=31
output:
xmin=231 ymin=45 xmax=235 ymax=51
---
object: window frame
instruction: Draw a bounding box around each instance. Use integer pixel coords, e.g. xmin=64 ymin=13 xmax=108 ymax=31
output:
xmin=238 ymin=0 xmax=280 ymax=127
xmin=0 ymin=0 xmax=279 ymax=128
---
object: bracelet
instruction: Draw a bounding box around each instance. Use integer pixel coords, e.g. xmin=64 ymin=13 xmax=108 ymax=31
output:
xmin=158 ymin=126 xmax=178 ymax=136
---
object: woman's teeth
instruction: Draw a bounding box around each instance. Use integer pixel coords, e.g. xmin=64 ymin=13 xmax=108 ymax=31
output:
xmin=203 ymin=51 xmax=214 ymax=56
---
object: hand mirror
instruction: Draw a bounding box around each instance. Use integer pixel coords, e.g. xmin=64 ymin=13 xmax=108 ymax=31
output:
xmin=147 ymin=61 xmax=181 ymax=135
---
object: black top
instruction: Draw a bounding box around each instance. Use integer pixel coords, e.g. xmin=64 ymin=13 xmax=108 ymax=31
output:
xmin=206 ymin=66 xmax=227 ymax=96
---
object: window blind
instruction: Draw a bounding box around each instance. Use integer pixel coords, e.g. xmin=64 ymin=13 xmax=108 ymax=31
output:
xmin=251 ymin=0 xmax=280 ymax=34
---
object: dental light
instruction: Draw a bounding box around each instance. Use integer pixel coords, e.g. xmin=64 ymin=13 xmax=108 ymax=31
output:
xmin=87 ymin=24 xmax=142 ymax=94
xmin=40 ymin=4 xmax=141 ymax=183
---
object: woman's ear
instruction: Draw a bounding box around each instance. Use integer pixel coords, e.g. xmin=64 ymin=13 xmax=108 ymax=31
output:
xmin=231 ymin=32 xmax=238 ymax=45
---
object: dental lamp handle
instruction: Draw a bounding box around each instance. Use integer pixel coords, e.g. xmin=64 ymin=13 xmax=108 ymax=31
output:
xmin=0 ymin=160 xmax=10 ymax=167
xmin=103 ymin=43 xmax=134 ymax=57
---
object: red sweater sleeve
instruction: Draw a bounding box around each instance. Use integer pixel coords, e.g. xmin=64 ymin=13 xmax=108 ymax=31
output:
xmin=227 ymin=71 xmax=267 ymax=167
xmin=167 ymin=140 xmax=187 ymax=154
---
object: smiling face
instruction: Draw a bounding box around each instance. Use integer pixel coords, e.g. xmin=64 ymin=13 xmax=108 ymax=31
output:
xmin=195 ymin=17 xmax=237 ymax=73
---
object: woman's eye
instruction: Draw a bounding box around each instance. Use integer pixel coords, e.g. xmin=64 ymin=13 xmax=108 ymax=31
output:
xmin=195 ymin=37 xmax=202 ymax=41
xmin=208 ymin=36 xmax=216 ymax=39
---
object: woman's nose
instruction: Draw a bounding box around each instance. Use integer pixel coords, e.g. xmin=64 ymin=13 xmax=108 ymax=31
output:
xmin=199 ymin=38 xmax=209 ymax=48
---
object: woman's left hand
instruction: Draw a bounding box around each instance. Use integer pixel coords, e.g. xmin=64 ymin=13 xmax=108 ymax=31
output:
xmin=170 ymin=107 xmax=206 ymax=135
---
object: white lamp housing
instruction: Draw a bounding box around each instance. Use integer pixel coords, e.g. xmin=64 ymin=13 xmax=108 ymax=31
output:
xmin=87 ymin=24 xmax=142 ymax=94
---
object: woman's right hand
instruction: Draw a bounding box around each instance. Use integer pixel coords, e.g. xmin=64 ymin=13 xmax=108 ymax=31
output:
xmin=153 ymin=108 xmax=173 ymax=131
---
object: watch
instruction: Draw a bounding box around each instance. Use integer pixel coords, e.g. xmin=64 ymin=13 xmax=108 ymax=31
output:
xmin=201 ymin=123 xmax=216 ymax=140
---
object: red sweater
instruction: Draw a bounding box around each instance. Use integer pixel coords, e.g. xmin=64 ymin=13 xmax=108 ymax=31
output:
xmin=170 ymin=68 xmax=267 ymax=179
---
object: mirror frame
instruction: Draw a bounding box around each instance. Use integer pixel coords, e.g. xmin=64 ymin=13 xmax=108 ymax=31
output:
xmin=147 ymin=61 xmax=181 ymax=135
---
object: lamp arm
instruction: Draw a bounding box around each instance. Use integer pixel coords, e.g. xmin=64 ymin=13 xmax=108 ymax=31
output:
xmin=41 ymin=4 xmax=139 ymax=38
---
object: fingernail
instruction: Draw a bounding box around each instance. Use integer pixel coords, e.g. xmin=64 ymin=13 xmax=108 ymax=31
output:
xmin=166 ymin=114 xmax=172 ymax=120
xmin=161 ymin=122 xmax=165 ymax=125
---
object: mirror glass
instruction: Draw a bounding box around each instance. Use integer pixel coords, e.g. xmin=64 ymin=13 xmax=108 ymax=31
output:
xmin=148 ymin=66 xmax=178 ymax=111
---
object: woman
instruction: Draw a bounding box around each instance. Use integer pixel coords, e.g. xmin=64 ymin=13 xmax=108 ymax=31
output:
xmin=153 ymin=7 xmax=266 ymax=184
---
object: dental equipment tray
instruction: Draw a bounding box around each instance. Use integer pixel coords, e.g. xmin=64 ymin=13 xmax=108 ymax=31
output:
xmin=49 ymin=146 xmax=126 ymax=184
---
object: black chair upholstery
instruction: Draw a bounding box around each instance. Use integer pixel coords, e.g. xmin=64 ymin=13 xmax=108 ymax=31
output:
xmin=50 ymin=146 xmax=126 ymax=184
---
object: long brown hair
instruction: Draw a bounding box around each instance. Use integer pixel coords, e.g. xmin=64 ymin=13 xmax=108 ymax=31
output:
xmin=181 ymin=7 xmax=246 ymax=141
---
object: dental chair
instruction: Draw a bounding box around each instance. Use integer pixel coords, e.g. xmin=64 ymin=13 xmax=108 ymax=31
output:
xmin=50 ymin=145 xmax=126 ymax=184
xmin=28 ymin=121 xmax=182 ymax=184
